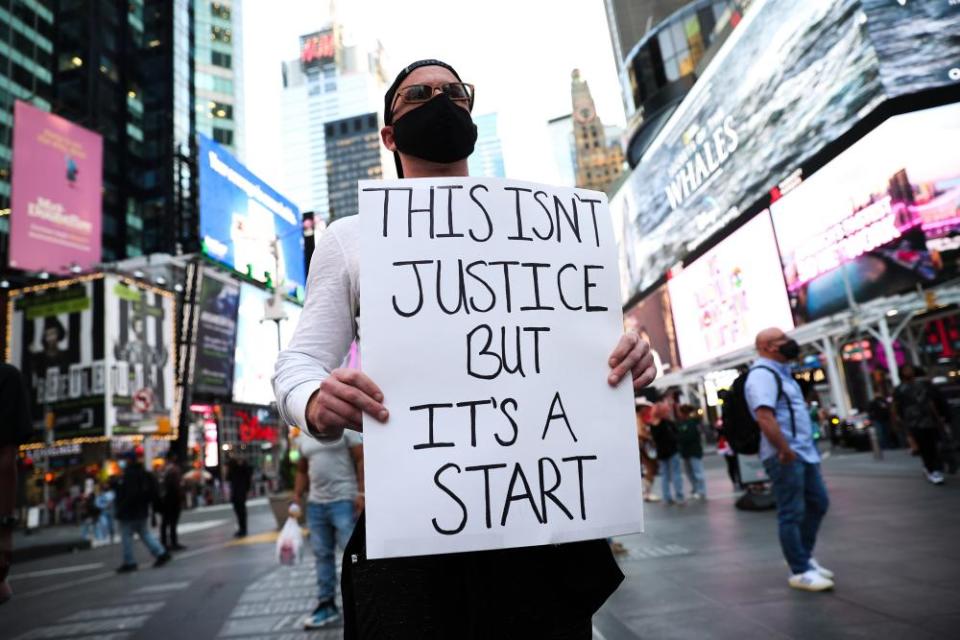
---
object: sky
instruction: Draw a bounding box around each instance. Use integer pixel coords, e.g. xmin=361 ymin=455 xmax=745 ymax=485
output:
xmin=241 ymin=0 xmax=626 ymax=192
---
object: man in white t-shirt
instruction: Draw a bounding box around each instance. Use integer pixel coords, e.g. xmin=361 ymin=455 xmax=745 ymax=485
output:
xmin=295 ymin=431 xmax=363 ymax=629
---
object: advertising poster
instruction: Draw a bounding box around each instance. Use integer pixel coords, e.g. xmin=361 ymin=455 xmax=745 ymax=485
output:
xmin=668 ymin=212 xmax=794 ymax=367
xmin=6 ymin=278 xmax=106 ymax=441
xmin=9 ymin=101 xmax=103 ymax=274
xmin=193 ymin=269 xmax=240 ymax=397
xmin=106 ymin=276 xmax=175 ymax=435
xmin=198 ymin=133 xmax=306 ymax=300
xmin=359 ymin=177 xmax=644 ymax=559
xmin=623 ymin=284 xmax=680 ymax=379
xmin=771 ymin=103 xmax=960 ymax=323
xmin=232 ymin=283 xmax=302 ymax=406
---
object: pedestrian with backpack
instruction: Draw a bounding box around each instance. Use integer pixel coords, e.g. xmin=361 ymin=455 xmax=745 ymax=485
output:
xmin=740 ymin=328 xmax=833 ymax=592
xmin=893 ymin=364 xmax=949 ymax=485
xmin=113 ymin=451 xmax=171 ymax=573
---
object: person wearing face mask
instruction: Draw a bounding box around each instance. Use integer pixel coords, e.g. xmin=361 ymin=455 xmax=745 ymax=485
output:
xmin=273 ymin=59 xmax=657 ymax=638
xmin=744 ymin=328 xmax=833 ymax=592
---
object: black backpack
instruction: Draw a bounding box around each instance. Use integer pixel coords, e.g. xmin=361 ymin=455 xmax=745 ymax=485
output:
xmin=724 ymin=366 xmax=796 ymax=455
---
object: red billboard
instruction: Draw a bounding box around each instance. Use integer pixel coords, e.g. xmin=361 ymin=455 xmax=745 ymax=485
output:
xmin=9 ymin=101 xmax=103 ymax=274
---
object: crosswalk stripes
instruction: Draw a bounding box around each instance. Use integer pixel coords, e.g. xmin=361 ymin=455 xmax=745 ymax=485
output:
xmin=217 ymin=565 xmax=339 ymax=639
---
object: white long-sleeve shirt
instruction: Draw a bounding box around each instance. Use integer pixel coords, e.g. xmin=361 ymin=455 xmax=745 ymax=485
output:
xmin=273 ymin=216 xmax=360 ymax=432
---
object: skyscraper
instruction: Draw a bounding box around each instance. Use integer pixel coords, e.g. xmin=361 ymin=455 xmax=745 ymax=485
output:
xmin=467 ymin=113 xmax=505 ymax=178
xmin=279 ymin=28 xmax=390 ymax=223
xmin=194 ymin=1 xmax=244 ymax=158
xmin=0 ymin=0 xmax=55 ymax=265
xmin=570 ymin=69 xmax=624 ymax=193
xmin=324 ymin=112 xmax=383 ymax=220
xmin=4 ymin=0 xmax=246 ymax=264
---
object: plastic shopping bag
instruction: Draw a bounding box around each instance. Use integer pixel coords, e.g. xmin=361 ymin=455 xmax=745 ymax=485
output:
xmin=276 ymin=515 xmax=303 ymax=566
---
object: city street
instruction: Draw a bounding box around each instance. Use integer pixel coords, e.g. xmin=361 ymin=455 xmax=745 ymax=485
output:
xmin=3 ymin=449 xmax=958 ymax=639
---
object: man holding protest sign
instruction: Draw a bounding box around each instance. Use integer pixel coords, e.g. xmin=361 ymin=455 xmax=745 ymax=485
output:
xmin=274 ymin=59 xmax=655 ymax=638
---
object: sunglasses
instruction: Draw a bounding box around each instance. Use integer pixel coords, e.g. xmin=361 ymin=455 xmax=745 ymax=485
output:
xmin=392 ymin=82 xmax=475 ymax=113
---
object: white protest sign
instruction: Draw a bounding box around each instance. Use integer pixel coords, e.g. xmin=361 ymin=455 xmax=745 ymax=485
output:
xmin=359 ymin=177 xmax=644 ymax=559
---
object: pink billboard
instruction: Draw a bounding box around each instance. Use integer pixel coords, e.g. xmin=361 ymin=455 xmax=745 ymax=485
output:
xmin=9 ymin=100 xmax=103 ymax=274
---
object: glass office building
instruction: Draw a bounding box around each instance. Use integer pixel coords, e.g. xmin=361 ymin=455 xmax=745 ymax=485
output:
xmin=323 ymin=111 xmax=382 ymax=221
xmin=0 ymin=0 xmax=54 ymax=265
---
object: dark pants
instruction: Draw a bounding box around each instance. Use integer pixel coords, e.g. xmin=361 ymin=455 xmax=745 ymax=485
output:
xmin=724 ymin=454 xmax=741 ymax=488
xmin=911 ymin=428 xmax=943 ymax=473
xmin=232 ymin=499 xmax=247 ymax=535
xmin=341 ymin=513 xmax=618 ymax=639
xmin=160 ymin=505 xmax=181 ymax=547
xmin=763 ymin=458 xmax=830 ymax=575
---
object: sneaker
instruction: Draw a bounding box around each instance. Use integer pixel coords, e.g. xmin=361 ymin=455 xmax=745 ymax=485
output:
xmin=115 ymin=564 xmax=138 ymax=574
xmin=809 ymin=558 xmax=834 ymax=580
xmin=153 ymin=552 xmax=172 ymax=568
xmin=644 ymin=493 xmax=661 ymax=503
xmin=170 ymin=544 xmax=187 ymax=552
xmin=304 ymin=602 xmax=341 ymax=629
xmin=927 ymin=471 xmax=945 ymax=485
xmin=788 ymin=569 xmax=834 ymax=592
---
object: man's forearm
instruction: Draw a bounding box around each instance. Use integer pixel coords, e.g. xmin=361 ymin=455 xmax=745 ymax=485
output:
xmin=757 ymin=413 xmax=791 ymax=454
xmin=294 ymin=472 xmax=308 ymax=500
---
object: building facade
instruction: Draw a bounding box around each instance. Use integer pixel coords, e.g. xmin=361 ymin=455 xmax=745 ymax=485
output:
xmin=570 ymin=69 xmax=624 ymax=193
xmin=0 ymin=0 xmax=55 ymax=268
xmin=605 ymin=0 xmax=745 ymax=166
xmin=194 ymin=0 xmax=244 ymax=158
xmin=1 ymin=0 xmax=245 ymax=271
xmin=324 ymin=111 xmax=382 ymax=221
xmin=467 ymin=112 xmax=505 ymax=178
xmin=279 ymin=28 xmax=389 ymax=223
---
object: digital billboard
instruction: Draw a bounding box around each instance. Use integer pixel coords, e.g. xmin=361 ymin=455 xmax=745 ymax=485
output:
xmin=299 ymin=29 xmax=336 ymax=70
xmin=105 ymin=276 xmax=176 ymax=436
xmin=192 ymin=269 xmax=240 ymax=397
xmin=771 ymin=103 xmax=960 ymax=324
xmin=198 ymin=133 xmax=306 ymax=300
xmin=668 ymin=212 xmax=794 ymax=367
xmin=9 ymin=101 xmax=103 ymax=274
xmin=232 ymin=283 xmax=302 ymax=406
xmin=6 ymin=278 xmax=106 ymax=442
xmin=623 ymin=284 xmax=680 ymax=378
xmin=614 ymin=0 xmax=960 ymax=302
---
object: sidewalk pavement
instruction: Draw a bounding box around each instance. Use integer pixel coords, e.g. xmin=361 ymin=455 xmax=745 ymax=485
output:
xmin=596 ymin=448 xmax=960 ymax=640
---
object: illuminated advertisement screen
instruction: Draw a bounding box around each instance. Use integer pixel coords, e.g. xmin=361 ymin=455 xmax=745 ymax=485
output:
xmin=668 ymin=212 xmax=794 ymax=367
xmin=300 ymin=29 xmax=335 ymax=70
xmin=192 ymin=269 xmax=240 ymax=398
xmin=9 ymin=101 xmax=103 ymax=274
xmin=623 ymin=284 xmax=680 ymax=378
xmin=615 ymin=0 xmax=960 ymax=302
xmin=6 ymin=279 xmax=106 ymax=442
xmin=232 ymin=283 xmax=302 ymax=406
xmin=771 ymin=103 xmax=960 ymax=324
xmin=105 ymin=276 xmax=176 ymax=436
xmin=198 ymin=133 xmax=305 ymax=300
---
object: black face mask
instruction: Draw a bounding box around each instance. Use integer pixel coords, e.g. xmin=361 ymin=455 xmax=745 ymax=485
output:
xmin=392 ymin=94 xmax=477 ymax=164
xmin=778 ymin=339 xmax=800 ymax=360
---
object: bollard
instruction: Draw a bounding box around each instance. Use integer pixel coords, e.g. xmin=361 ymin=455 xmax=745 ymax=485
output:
xmin=868 ymin=425 xmax=883 ymax=461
